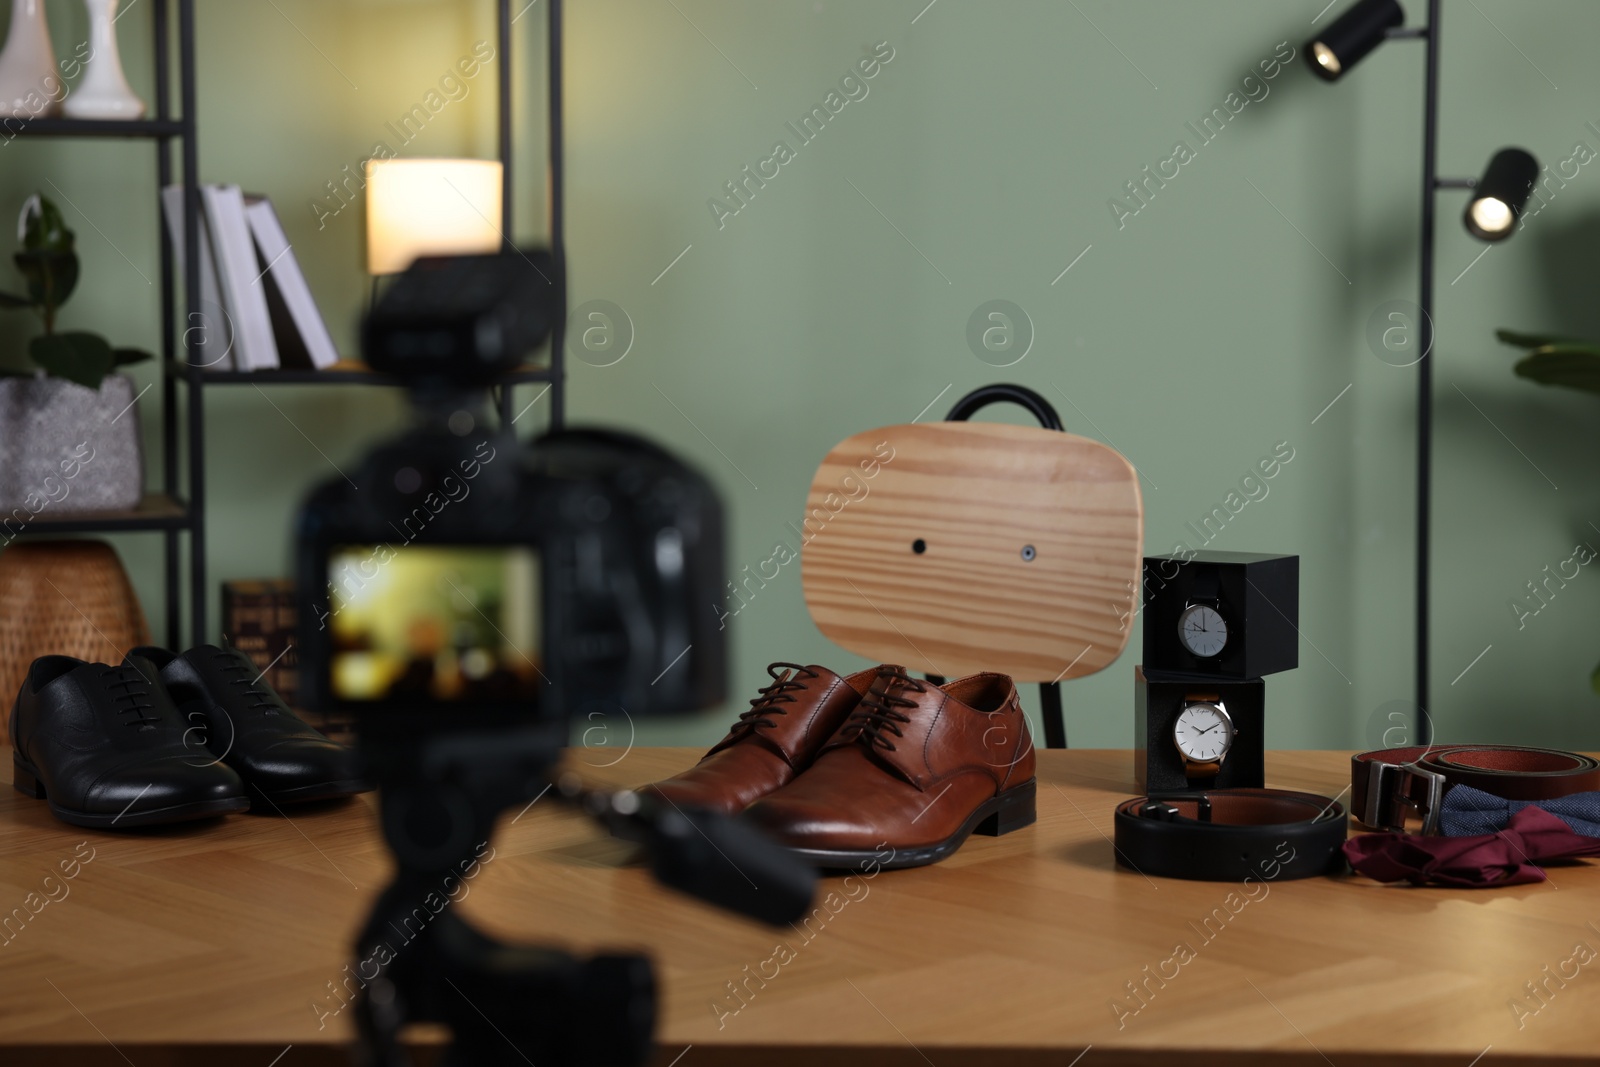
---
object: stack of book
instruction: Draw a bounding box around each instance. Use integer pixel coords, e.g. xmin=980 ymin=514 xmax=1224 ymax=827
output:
xmin=162 ymin=185 xmax=341 ymax=372
xmin=222 ymin=579 xmax=348 ymax=736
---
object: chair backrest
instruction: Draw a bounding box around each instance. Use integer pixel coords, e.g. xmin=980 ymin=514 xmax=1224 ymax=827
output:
xmin=800 ymin=420 xmax=1143 ymax=683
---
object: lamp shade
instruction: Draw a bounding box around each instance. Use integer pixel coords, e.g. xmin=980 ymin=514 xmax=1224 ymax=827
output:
xmin=1306 ymin=0 xmax=1404 ymax=81
xmin=365 ymin=158 xmax=503 ymax=275
xmin=1464 ymin=148 xmax=1539 ymax=242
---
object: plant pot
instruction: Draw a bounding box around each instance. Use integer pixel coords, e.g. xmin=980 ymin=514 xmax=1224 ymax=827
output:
xmin=0 ymin=373 xmax=144 ymax=517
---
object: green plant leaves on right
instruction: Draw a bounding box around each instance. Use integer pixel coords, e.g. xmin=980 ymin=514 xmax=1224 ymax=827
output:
xmin=29 ymin=331 xmax=114 ymax=390
xmin=1495 ymin=328 xmax=1575 ymax=349
xmin=1511 ymin=344 xmax=1600 ymax=397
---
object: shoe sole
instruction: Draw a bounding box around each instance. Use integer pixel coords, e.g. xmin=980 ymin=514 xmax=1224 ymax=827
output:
xmin=780 ymin=778 xmax=1037 ymax=871
xmin=12 ymin=756 xmax=249 ymax=830
xmin=246 ymin=778 xmax=372 ymax=810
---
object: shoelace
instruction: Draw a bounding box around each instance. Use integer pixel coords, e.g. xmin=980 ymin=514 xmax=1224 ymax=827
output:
xmin=215 ymin=650 xmax=279 ymax=712
xmin=837 ymin=666 xmax=924 ymax=752
xmin=101 ymin=665 xmax=161 ymax=730
xmin=733 ymin=662 xmax=819 ymax=732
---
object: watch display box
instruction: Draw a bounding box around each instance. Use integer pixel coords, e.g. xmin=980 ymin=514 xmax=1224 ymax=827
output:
xmin=1141 ymin=551 xmax=1298 ymax=680
xmin=1134 ymin=666 xmax=1265 ymax=793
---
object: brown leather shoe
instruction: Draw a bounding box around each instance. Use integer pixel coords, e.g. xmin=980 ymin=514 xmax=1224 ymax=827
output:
xmin=640 ymin=663 xmax=878 ymax=815
xmin=743 ymin=667 xmax=1036 ymax=869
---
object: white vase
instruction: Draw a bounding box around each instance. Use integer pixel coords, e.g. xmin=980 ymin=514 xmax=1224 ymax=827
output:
xmin=0 ymin=0 xmax=62 ymax=120
xmin=62 ymin=0 xmax=144 ymax=120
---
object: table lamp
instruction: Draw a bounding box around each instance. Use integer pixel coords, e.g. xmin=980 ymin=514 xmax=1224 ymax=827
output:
xmin=365 ymin=158 xmax=504 ymax=275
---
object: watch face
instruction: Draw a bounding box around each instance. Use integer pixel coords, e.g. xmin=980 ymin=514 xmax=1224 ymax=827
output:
xmin=1174 ymin=702 xmax=1233 ymax=762
xmin=1177 ymin=604 xmax=1228 ymax=658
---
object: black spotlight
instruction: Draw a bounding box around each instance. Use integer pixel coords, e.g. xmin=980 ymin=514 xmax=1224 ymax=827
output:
xmin=1464 ymin=147 xmax=1540 ymax=241
xmin=1306 ymin=0 xmax=1404 ymax=81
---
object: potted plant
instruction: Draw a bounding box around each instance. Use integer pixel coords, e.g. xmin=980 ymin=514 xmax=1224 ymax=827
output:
xmin=0 ymin=193 xmax=152 ymax=517
xmin=1497 ymin=326 xmax=1600 ymax=692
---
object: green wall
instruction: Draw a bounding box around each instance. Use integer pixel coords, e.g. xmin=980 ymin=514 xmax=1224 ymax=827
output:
xmin=4 ymin=0 xmax=1599 ymax=753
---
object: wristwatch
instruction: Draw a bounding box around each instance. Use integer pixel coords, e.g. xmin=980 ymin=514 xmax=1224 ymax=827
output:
xmin=1173 ymin=694 xmax=1234 ymax=784
xmin=1176 ymin=598 xmax=1228 ymax=658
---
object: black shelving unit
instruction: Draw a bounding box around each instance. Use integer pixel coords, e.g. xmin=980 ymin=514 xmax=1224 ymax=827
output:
xmin=197 ymin=366 xmax=559 ymax=387
xmin=17 ymin=0 xmax=197 ymax=652
xmin=20 ymin=0 xmax=568 ymax=649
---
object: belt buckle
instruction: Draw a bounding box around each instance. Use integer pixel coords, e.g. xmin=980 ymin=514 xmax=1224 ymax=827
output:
xmin=1363 ymin=760 xmax=1446 ymax=835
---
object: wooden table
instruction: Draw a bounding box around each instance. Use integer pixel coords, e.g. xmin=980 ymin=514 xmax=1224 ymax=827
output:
xmin=3 ymin=748 xmax=1598 ymax=1066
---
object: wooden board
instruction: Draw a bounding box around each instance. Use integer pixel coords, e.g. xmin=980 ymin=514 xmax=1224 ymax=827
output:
xmin=801 ymin=421 xmax=1142 ymax=682
xmin=4 ymin=748 xmax=1600 ymax=1067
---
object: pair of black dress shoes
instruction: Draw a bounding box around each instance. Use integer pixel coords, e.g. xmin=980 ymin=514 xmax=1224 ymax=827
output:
xmin=9 ymin=643 xmax=368 ymax=829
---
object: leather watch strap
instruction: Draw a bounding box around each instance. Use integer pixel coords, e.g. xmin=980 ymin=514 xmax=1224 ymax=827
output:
xmin=1352 ymin=745 xmax=1600 ymax=834
xmin=1180 ymin=693 xmax=1224 ymax=783
xmin=1113 ymin=787 xmax=1347 ymax=881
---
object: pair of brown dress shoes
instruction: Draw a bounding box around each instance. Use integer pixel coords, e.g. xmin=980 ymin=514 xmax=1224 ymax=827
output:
xmin=641 ymin=662 xmax=1037 ymax=870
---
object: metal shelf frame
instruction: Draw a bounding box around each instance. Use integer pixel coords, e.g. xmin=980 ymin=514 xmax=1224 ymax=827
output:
xmin=14 ymin=0 xmax=568 ymax=648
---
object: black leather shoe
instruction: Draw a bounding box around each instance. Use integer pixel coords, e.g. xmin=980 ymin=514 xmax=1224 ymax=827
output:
xmin=127 ymin=644 xmax=369 ymax=808
xmin=9 ymin=656 xmax=251 ymax=829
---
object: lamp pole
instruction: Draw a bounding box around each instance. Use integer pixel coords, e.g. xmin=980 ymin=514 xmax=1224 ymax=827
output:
xmin=1405 ymin=0 xmax=1477 ymax=744
xmin=1313 ymin=0 xmax=1533 ymax=748
xmin=1415 ymin=0 xmax=1441 ymax=745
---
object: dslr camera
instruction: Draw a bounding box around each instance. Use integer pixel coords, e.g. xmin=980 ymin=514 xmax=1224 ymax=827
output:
xmin=293 ymin=253 xmax=808 ymax=1067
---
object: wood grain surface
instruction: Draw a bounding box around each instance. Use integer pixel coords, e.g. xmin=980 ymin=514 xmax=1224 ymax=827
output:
xmin=2 ymin=747 xmax=1598 ymax=1067
xmin=800 ymin=422 xmax=1143 ymax=683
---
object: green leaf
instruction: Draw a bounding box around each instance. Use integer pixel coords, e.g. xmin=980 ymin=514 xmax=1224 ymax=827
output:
xmin=29 ymin=331 xmax=114 ymax=389
xmin=1513 ymin=347 xmax=1600 ymax=397
xmin=14 ymin=248 xmax=78 ymax=311
xmin=19 ymin=194 xmax=73 ymax=253
xmin=112 ymin=347 xmax=153 ymax=367
xmin=0 ymin=289 xmax=33 ymax=309
xmin=1496 ymin=328 xmax=1581 ymax=350
xmin=1591 ymin=660 xmax=1600 ymax=697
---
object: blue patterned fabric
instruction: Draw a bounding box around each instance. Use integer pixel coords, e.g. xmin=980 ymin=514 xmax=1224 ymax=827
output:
xmin=1439 ymin=785 xmax=1600 ymax=838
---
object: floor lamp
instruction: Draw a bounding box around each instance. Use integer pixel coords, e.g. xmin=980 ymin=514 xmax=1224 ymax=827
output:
xmin=1306 ymin=0 xmax=1538 ymax=744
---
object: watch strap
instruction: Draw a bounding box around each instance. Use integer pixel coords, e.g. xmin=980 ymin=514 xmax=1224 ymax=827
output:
xmin=1179 ymin=694 xmax=1225 ymax=782
xmin=1113 ymin=788 xmax=1348 ymax=881
xmin=1187 ymin=565 xmax=1220 ymax=600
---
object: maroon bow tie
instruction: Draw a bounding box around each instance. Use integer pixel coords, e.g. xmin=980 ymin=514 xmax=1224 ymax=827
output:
xmin=1344 ymin=806 xmax=1600 ymax=887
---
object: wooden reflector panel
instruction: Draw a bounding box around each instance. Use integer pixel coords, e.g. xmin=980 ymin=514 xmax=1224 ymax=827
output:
xmin=801 ymin=421 xmax=1143 ymax=683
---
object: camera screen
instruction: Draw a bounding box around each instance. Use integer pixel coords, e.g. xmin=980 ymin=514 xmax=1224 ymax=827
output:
xmin=327 ymin=545 xmax=543 ymax=703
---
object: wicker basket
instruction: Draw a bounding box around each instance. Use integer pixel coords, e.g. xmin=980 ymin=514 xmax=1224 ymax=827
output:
xmin=0 ymin=540 xmax=151 ymax=735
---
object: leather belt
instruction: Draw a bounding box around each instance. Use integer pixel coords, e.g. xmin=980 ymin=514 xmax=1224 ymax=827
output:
xmin=1112 ymin=788 xmax=1347 ymax=882
xmin=1352 ymin=745 xmax=1600 ymax=835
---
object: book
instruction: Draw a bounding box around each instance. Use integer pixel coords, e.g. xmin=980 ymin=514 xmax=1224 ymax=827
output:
xmin=201 ymin=183 xmax=279 ymax=370
xmin=222 ymin=578 xmax=337 ymax=731
xmin=159 ymin=185 xmax=233 ymax=370
xmin=244 ymin=197 xmax=340 ymax=370
xmin=223 ymin=578 xmax=279 ymax=679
